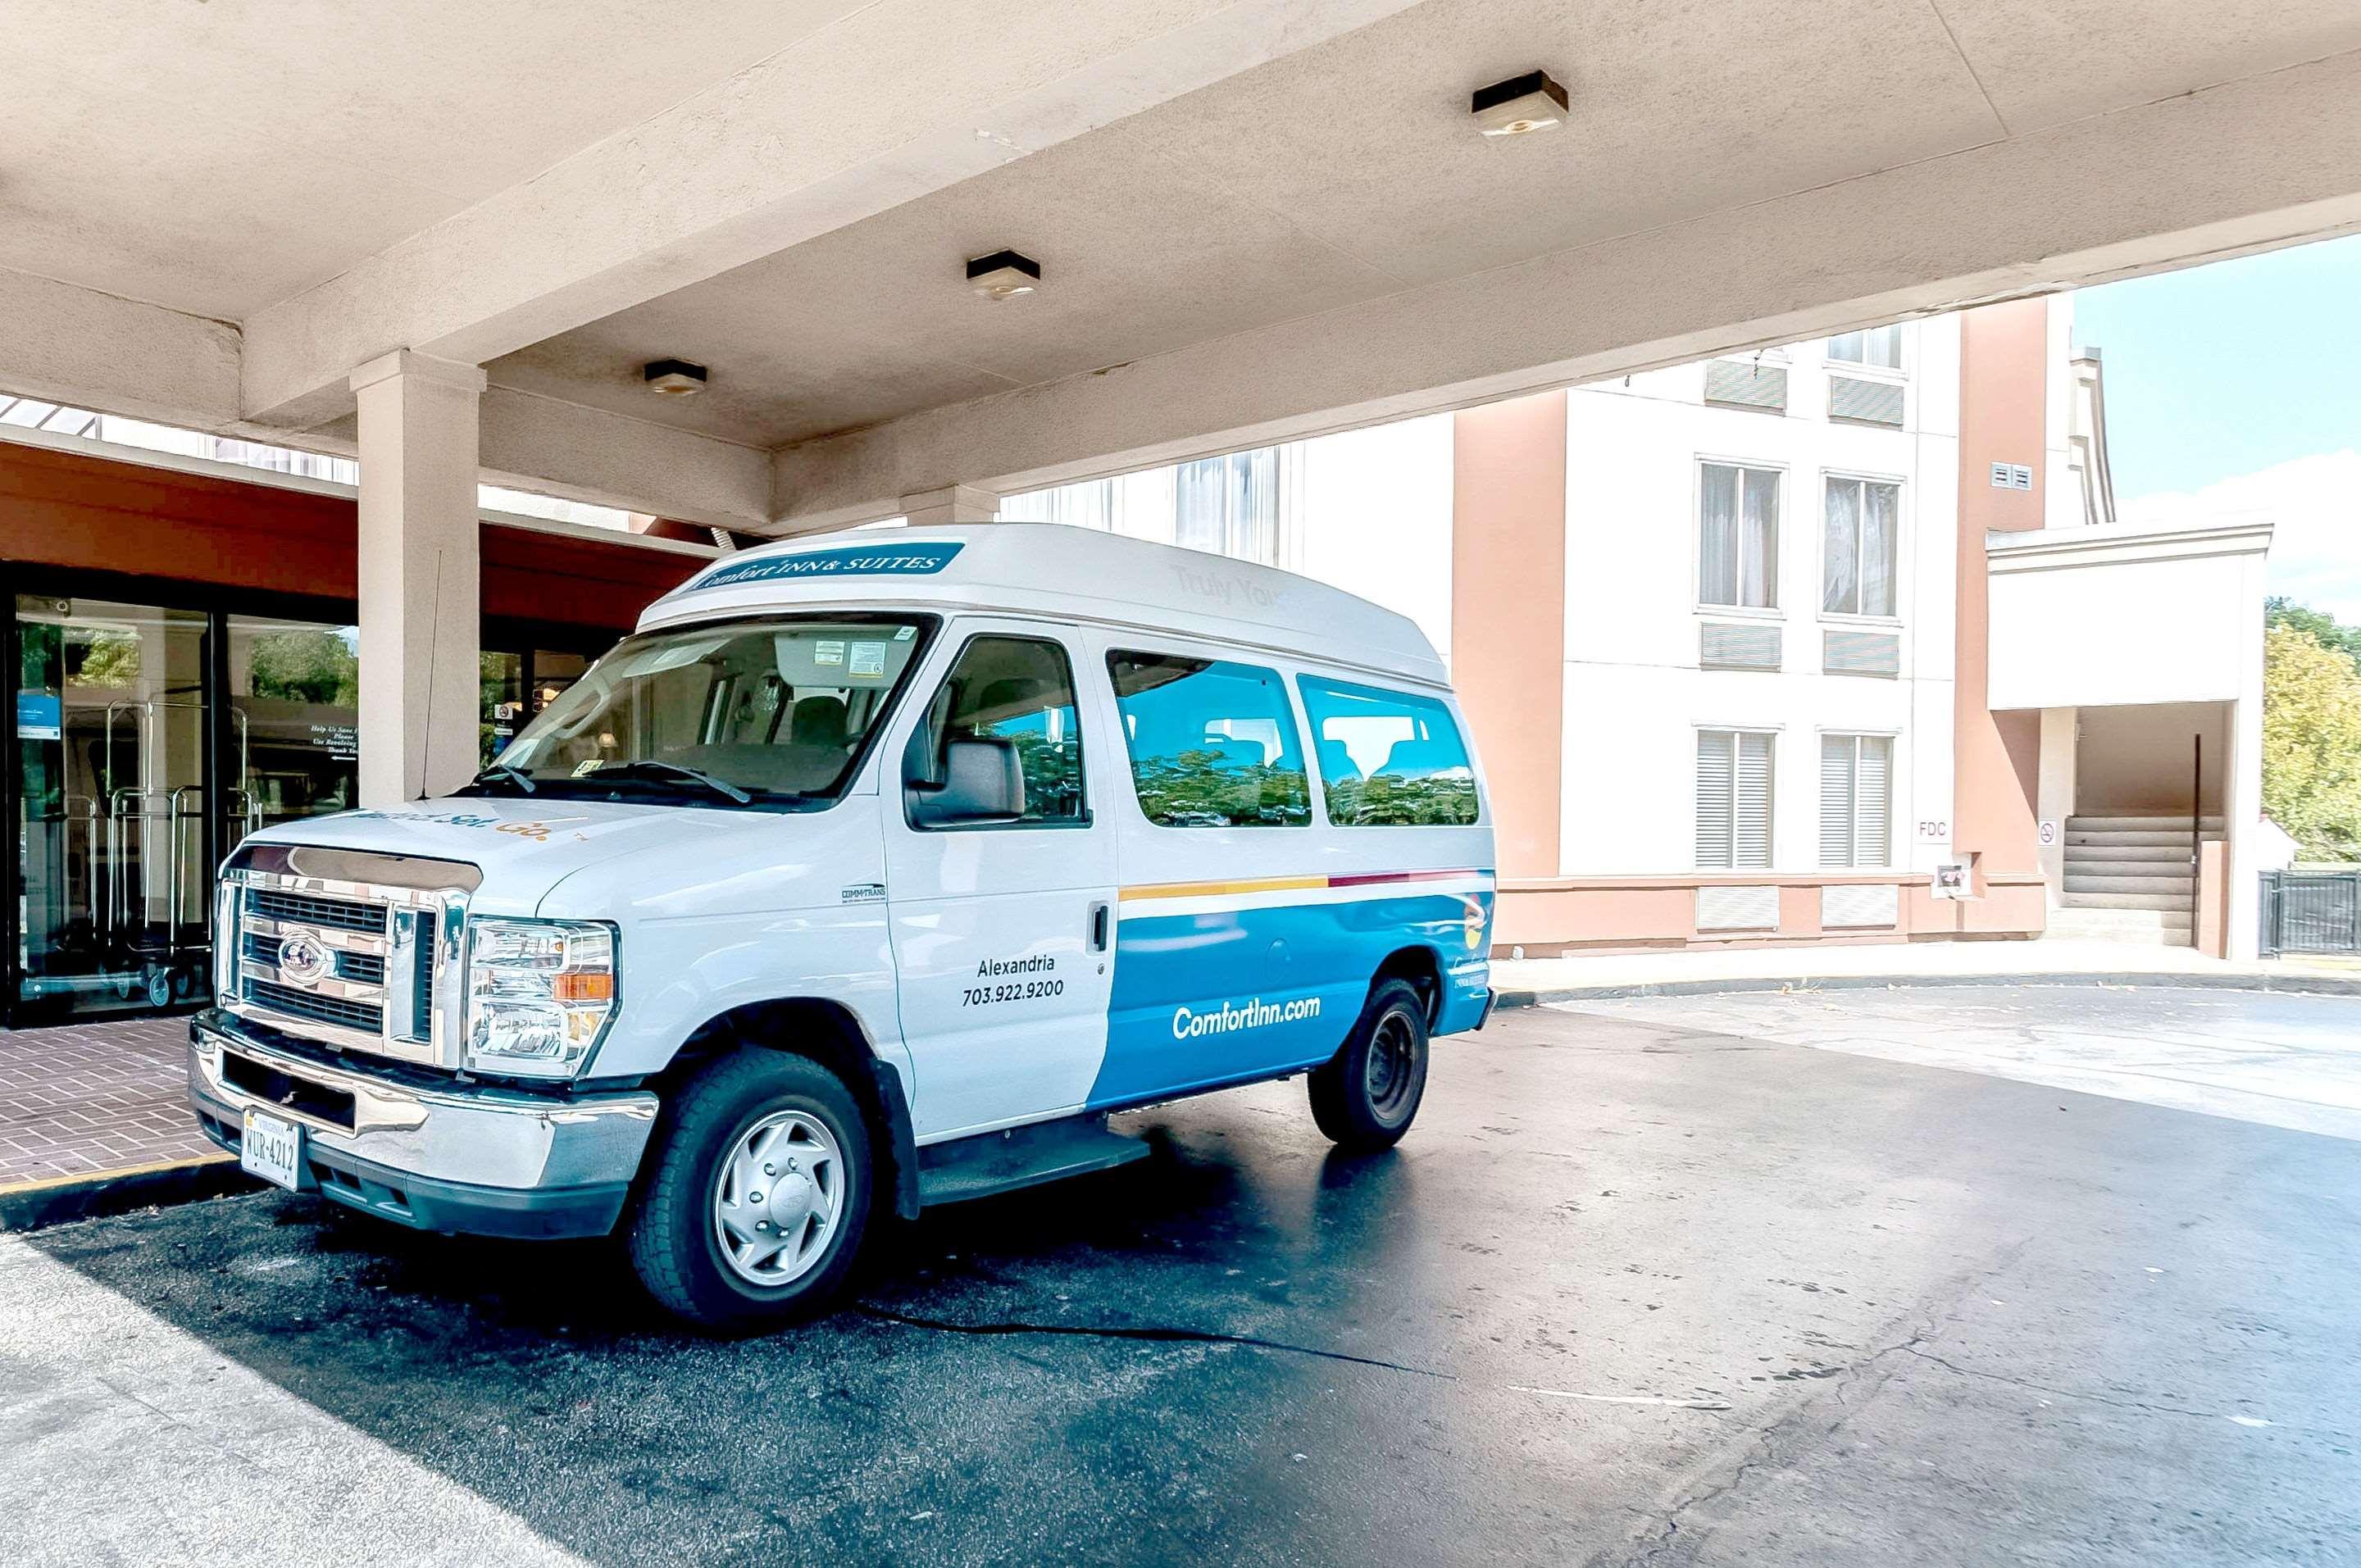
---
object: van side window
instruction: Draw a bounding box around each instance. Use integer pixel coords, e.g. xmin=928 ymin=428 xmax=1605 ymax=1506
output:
xmin=1296 ymin=675 xmax=1479 ymax=826
xmin=904 ymin=636 xmax=1086 ymax=829
xmin=1106 ymin=652 xmax=1311 ymax=828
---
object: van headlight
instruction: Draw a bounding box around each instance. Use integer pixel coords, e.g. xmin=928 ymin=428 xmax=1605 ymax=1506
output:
xmin=465 ymin=919 xmax=617 ymax=1078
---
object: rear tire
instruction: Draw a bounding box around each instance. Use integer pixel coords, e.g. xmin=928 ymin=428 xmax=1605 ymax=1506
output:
xmin=1308 ymin=978 xmax=1430 ymax=1152
xmin=627 ymin=1051 xmax=873 ymax=1332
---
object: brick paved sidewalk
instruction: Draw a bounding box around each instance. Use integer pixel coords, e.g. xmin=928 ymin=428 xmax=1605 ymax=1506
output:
xmin=0 ymin=1015 xmax=219 ymax=1188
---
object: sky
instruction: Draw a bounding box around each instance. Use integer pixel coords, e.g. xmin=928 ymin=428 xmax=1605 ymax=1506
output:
xmin=2072 ymin=231 xmax=2361 ymax=620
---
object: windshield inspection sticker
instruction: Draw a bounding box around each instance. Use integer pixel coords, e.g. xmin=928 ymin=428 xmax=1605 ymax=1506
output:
xmin=685 ymin=542 xmax=965 ymax=593
xmin=848 ymin=643 xmax=888 ymax=678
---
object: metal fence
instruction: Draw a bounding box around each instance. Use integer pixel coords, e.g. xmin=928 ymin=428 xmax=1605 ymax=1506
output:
xmin=2259 ymin=870 xmax=2361 ymax=957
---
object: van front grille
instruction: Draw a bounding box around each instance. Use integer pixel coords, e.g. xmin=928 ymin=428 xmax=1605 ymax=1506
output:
xmin=246 ymin=979 xmax=384 ymax=1035
xmin=243 ymin=931 xmax=384 ymax=986
xmin=248 ymin=888 xmax=386 ymax=934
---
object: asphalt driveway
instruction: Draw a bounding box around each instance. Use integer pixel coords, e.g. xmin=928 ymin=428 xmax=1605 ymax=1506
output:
xmin=4 ymin=986 xmax=2355 ymax=1566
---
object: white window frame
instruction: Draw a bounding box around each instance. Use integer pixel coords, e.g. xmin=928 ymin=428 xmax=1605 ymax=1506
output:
xmin=1817 ymin=470 xmax=1907 ymax=626
xmin=1822 ymin=325 xmax=1908 ymax=378
xmin=1817 ymin=729 xmax=1897 ymax=870
xmin=1694 ymin=725 xmax=1778 ymax=870
xmin=1692 ymin=457 xmax=1786 ymax=620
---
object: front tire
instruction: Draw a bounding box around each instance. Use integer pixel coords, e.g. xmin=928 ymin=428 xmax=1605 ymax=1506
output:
xmin=1308 ymin=978 xmax=1430 ymax=1152
xmin=627 ymin=1052 xmax=874 ymax=1331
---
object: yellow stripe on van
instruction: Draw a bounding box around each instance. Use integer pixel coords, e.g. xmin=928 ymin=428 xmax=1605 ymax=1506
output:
xmin=1119 ymin=875 xmax=1331 ymax=902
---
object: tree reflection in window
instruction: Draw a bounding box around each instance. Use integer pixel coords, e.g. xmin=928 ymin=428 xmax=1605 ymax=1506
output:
xmin=1107 ymin=652 xmax=1310 ymax=828
xmin=1297 ymin=675 xmax=1480 ymax=827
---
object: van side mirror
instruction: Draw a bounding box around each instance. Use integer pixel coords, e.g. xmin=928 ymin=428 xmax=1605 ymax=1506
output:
xmin=906 ymin=736 xmax=1026 ymax=826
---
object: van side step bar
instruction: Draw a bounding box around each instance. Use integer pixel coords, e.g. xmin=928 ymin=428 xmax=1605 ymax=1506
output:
xmin=917 ymin=1114 xmax=1150 ymax=1207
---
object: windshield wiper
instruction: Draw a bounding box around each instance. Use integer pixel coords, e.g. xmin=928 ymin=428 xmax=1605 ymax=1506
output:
xmin=468 ymin=762 xmax=537 ymax=795
xmin=584 ymin=759 xmax=753 ymax=805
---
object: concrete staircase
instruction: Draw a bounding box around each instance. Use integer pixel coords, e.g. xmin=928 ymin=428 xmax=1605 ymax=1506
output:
xmin=2049 ymin=814 xmax=2220 ymax=945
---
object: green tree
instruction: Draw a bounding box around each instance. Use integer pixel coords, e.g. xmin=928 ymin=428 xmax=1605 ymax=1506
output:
xmin=66 ymin=629 xmax=140 ymax=689
xmin=2263 ymin=624 xmax=2361 ymax=860
xmin=247 ymin=629 xmax=358 ymax=707
xmin=2267 ymin=597 xmax=2361 ymax=667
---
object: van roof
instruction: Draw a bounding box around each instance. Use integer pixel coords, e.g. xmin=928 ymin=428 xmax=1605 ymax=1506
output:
xmin=635 ymin=523 xmax=1449 ymax=688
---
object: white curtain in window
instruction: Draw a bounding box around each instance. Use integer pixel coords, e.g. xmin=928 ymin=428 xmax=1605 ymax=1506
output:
xmin=1860 ymin=481 xmax=1897 ymax=616
xmin=1822 ymin=479 xmax=1899 ymax=616
xmin=1700 ymin=464 xmax=1777 ymax=609
xmin=1229 ymin=447 xmax=1277 ymax=564
xmin=1175 ymin=458 xmax=1226 ymax=553
xmin=1171 ymin=450 xmax=1280 ymax=564
xmin=1699 ymin=464 xmax=1739 ymax=606
xmin=1741 ymin=470 xmax=1779 ymax=609
xmin=1822 ymin=479 xmax=1858 ymax=614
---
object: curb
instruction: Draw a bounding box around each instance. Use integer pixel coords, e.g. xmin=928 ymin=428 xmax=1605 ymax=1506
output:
xmin=0 ymin=1152 xmax=256 ymax=1234
xmin=1491 ymin=969 xmax=2361 ymax=1009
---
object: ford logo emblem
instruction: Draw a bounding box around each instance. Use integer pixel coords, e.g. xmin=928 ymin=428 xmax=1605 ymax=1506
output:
xmin=277 ymin=931 xmax=333 ymax=984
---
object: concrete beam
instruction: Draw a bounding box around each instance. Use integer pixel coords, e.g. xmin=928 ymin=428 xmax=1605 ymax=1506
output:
xmin=475 ymin=387 xmax=771 ymax=534
xmin=238 ymin=0 xmax=1422 ymax=427
xmin=771 ymin=49 xmax=2361 ymax=529
xmin=0 ymin=266 xmax=239 ymax=428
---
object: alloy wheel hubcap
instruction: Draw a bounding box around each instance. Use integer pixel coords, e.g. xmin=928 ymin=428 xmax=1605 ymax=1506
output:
xmin=712 ymin=1110 xmax=844 ymax=1287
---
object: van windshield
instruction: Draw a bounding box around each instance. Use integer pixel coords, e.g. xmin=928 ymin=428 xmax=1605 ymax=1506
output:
xmin=463 ymin=614 xmax=933 ymax=808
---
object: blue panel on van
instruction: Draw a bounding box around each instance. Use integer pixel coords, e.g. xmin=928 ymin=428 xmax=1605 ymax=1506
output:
xmin=1089 ymin=889 xmax=1492 ymax=1111
xmin=686 ymin=542 xmax=965 ymax=593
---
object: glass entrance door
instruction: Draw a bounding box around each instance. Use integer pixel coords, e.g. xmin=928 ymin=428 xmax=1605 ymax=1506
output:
xmin=226 ymin=613 xmax=359 ymax=852
xmin=14 ymin=594 xmax=212 ymax=1017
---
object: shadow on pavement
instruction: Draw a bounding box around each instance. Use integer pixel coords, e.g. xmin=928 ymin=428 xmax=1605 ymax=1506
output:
xmin=27 ymin=1094 xmax=1457 ymax=1566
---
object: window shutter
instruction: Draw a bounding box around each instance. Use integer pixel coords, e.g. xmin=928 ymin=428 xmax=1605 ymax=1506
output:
xmin=1695 ymin=731 xmax=1735 ymax=868
xmin=1820 ymin=736 xmax=1855 ymax=866
xmin=1735 ymin=731 xmax=1773 ymax=868
xmin=1858 ymin=735 xmax=1892 ymax=866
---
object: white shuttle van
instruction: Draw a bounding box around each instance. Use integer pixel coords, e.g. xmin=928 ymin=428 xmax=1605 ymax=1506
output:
xmin=189 ymin=525 xmax=1495 ymax=1327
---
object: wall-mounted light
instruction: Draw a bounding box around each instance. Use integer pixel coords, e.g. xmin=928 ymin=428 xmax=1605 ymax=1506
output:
xmin=642 ymin=358 xmax=707 ymax=397
xmin=1470 ymin=70 xmax=1567 ymax=137
xmin=967 ymin=249 xmax=1042 ymax=300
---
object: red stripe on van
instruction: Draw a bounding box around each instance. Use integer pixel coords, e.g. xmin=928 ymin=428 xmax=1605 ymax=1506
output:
xmin=1325 ymin=869 xmax=1485 ymax=889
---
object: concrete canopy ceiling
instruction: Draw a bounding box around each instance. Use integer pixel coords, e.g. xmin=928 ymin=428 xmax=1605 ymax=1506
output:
xmin=6 ymin=0 xmax=2361 ymax=530
xmin=0 ymin=2 xmax=868 ymax=321
xmin=494 ymin=0 xmax=2361 ymax=453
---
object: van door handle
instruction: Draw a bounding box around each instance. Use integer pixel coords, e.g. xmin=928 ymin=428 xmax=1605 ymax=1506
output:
xmin=1088 ymin=901 xmax=1111 ymax=952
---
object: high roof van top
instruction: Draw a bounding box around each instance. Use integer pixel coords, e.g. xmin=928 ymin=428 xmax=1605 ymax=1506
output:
xmin=642 ymin=523 xmax=1449 ymax=688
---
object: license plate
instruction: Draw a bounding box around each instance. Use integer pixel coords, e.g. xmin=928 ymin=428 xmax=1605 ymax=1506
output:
xmin=239 ymin=1107 xmax=303 ymax=1192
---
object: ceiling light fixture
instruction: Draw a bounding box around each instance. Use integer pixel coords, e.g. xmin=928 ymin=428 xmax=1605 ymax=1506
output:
xmin=1470 ymin=70 xmax=1568 ymax=137
xmin=967 ymin=249 xmax=1043 ymax=300
xmin=642 ymin=358 xmax=707 ymax=397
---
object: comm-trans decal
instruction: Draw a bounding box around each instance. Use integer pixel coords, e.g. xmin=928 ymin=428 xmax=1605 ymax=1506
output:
xmin=687 ymin=542 xmax=965 ymax=593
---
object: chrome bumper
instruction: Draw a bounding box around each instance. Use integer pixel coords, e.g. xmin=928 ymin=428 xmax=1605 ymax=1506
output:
xmin=189 ymin=1009 xmax=657 ymax=1238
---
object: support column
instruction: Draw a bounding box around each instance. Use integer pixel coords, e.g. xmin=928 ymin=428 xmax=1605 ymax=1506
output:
xmin=900 ymin=484 xmax=999 ymax=528
xmin=2036 ymin=707 xmax=2078 ymax=909
xmin=350 ymin=350 xmax=486 ymax=806
xmin=2224 ymin=693 xmax=2263 ymax=961
xmin=1952 ymin=300 xmax=2049 ymax=933
xmin=1452 ymin=392 xmax=1567 ymax=898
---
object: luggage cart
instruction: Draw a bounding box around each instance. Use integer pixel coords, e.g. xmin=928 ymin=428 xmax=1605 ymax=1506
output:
xmin=94 ymin=699 xmax=252 ymax=1007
